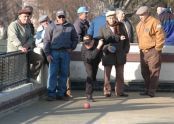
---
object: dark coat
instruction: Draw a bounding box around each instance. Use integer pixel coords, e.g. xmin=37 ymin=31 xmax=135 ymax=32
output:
xmin=99 ymin=22 xmax=130 ymax=66
xmin=81 ymin=44 xmax=102 ymax=64
xmin=74 ymin=18 xmax=89 ymax=42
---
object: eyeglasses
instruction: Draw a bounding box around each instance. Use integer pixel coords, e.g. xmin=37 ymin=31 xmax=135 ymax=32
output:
xmin=58 ymin=15 xmax=65 ymax=19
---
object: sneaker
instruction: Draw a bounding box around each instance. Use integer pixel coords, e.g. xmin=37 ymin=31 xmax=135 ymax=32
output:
xmin=148 ymin=93 xmax=155 ymax=97
xmin=46 ymin=96 xmax=56 ymax=101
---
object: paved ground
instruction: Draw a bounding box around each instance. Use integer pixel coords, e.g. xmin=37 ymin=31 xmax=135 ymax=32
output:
xmin=1 ymin=91 xmax=174 ymax=124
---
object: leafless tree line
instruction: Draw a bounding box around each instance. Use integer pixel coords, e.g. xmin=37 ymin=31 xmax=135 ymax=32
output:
xmin=0 ymin=0 xmax=174 ymax=28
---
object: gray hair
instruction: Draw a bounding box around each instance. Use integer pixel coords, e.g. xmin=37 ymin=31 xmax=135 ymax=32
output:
xmin=115 ymin=8 xmax=125 ymax=15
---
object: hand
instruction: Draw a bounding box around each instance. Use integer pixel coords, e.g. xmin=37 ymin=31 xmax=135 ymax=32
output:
xmin=67 ymin=49 xmax=72 ymax=52
xmin=120 ymin=35 xmax=126 ymax=40
xmin=37 ymin=43 xmax=44 ymax=48
xmin=97 ymin=39 xmax=104 ymax=49
xmin=19 ymin=47 xmax=28 ymax=53
xmin=47 ymin=55 xmax=53 ymax=63
xmin=23 ymin=43 xmax=30 ymax=49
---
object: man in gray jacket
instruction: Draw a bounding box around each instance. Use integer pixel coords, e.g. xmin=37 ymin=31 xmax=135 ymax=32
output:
xmin=44 ymin=9 xmax=78 ymax=101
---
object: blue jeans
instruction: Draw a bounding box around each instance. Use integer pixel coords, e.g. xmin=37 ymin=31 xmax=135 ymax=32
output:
xmin=47 ymin=50 xmax=70 ymax=97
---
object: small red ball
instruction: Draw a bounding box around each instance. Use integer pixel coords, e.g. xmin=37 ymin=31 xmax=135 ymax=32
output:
xmin=83 ymin=102 xmax=91 ymax=109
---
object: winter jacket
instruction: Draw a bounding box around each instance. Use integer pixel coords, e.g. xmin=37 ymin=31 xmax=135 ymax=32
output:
xmin=7 ymin=20 xmax=33 ymax=52
xmin=136 ymin=16 xmax=165 ymax=51
xmin=81 ymin=44 xmax=102 ymax=64
xmin=99 ymin=22 xmax=130 ymax=65
xmin=44 ymin=21 xmax=78 ymax=56
xmin=74 ymin=18 xmax=89 ymax=42
xmin=87 ymin=15 xmax=106 ymax=40
xmin=158 ymin=9 xmax=174 ymax=45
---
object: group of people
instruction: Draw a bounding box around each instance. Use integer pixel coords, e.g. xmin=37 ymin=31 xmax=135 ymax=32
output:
xmin=4 ymin=1 xmax=174 ymax=102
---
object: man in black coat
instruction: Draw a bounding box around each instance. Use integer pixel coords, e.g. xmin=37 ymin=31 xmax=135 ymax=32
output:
xmin=81 ymin=35 xmax=103 ymax=102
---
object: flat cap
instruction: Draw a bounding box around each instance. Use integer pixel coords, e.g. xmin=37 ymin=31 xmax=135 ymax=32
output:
xmin=105 ymin=11 xmax=116 ymax=17
xmin=56 ymin=9 xmax=66 ymax=17
xmin=39 ymin=15 xmax=49 ymax=23
xmin=136 ymin=6 xmax=149 ymax=15
xmin=18 ymin=8 xmax=31 ymax=15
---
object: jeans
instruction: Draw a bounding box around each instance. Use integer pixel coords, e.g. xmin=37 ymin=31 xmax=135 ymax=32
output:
xmin=47 ymin=50 xmax=70 ymax=97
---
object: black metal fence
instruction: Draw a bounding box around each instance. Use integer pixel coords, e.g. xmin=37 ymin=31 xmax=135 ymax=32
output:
xmin=0 ymin=51 xmax=29 ymax=91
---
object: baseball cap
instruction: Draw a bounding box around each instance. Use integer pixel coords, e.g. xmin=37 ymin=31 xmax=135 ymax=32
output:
xmin=77 ymin=6 xmax=89 ymax=14
xmin=56 ymin=9 xmax=66 ymax=17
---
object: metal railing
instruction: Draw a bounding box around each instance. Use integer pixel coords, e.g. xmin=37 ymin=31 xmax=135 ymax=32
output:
xmin=0 ymin=51 xmax=29 ymax=91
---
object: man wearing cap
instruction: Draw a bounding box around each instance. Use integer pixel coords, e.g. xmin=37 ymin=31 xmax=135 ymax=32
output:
xmin=35 ymin=15 xmax=51 ymax=65
xmin=74 ymin=6 xmax=90 ymax=42
xmin=136 ymin=6 xmax=165 ymax=97
xmin=7 ymin=8 xmax=44 ymax=80
xmin=99 ymin=10 xmax=130 ymax=97
xmin=44 ymin=9 xmax=78 ymax=101
xmin=116 ymin=9 xmax=134 ymax=43
xmin=157 ymin=2 xmax=174 ymax=45
xmin=81 ymin=35 xmax=103 ymax=102
xmin=24 ymin=6 xmax=35 ymax=36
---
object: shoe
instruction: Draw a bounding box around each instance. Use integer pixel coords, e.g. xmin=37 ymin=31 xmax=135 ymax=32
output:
xmin=30 ymin=78 xmax=39 ymax=84
xmin=56 ymin=96 xmax=69 ymax=101
xmin=104 ymin=94 xmax=111 ymax=97
xmin=139 ymin=92 xmax=148 ymax=96
xmin=86 ymin=96 xmax=96 ymax=102
xmin=87 ymin=98 xmax=96 ymax=102
xmin=140 ymin=92 xmax=155 ymax=97
xmin=65 ymin=93 xmax=73 ymax=98
xmin=148 ymin=93 xmax=155 ymax=97
xmin=86 ymin=95 xmax=96 ymax=102
xmin=117 ymin=93 xmax=128 ymax=97
xmin=46 ymin=96 xmax=56 ymax=101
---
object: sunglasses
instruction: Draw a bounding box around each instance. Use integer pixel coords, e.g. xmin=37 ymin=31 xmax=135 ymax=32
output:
xmin=58 ymin=15 xmax=65 ymax=19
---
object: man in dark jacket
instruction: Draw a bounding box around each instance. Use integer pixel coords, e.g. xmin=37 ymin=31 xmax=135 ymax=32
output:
xmin=44 ymin=9 xmax=78 ymax=101
xmin=81 ymin=35 xmax=103 ymax=102
xmin=116 ymin=9 xmax=134 ymax=43
xmin=74 ymin=6 xmax=89 ymax=42
xmin=99 ymin=10 xmax=130 ymax=97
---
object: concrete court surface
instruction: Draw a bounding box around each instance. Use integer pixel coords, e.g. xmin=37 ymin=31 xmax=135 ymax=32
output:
xmin=1 ymin=91 xmax=174 ymax=124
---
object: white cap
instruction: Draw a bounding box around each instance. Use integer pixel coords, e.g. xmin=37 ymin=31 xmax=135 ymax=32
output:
xmin=105 ymin=11 xmax=116 ymax=17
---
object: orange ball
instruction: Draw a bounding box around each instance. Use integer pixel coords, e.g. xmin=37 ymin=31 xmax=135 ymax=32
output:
xmin=83 ymin=102 xmax=91 ymax=109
